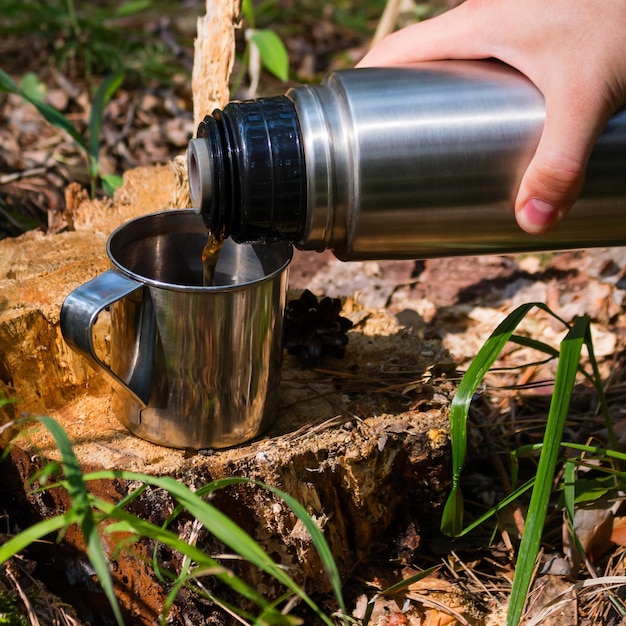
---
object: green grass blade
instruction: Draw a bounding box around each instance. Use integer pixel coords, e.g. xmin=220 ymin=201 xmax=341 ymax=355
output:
xmin=562 ymin=442 xmax=626 ymax=464
xmin=563 ymin=460 xmax=576 ymax=523
xmin=509 ymin=334 xmax=560 ymax=358
xmin=88 ymin=69 xmax=124 ymax=177
xmin=506 ymin=315 xmax=588 ymax=626
xmin=377 ymin=565 xmax=440 ymax=596
xmin=19 ymin=72 xmax=45 ymax=101
xmin=192 ymin=476 xmax=347 ymax=623
xmin=163 ymin=479 xmax=333 ymax=625
xmin=511 ymin=443 xmax=543 ymax=458
xmin=101 ymin=173 xmax=124 ymax=195
xmin=250 ymin=29 xmax=289 ymax=82
xmin=114 ymin=0 xmax=151 ymax=17
xmin=0 ymin=68 xmax=86 ymax=151
xmin=582 ymin=326 xmax=618 ymax=450
xmin=0 ymin=512 xmax=77 ymax=563
xmin=440 ymin=484 xmax=465 ymax=538
xmin=241 ymin=0 xmax=255 ymax=28
xmin=30 ymin=416 xmax=124 ymax=626
xmin=254 ymin=481 xmax=347 ymax=624
xmin=458 ymin=477 xmax=535 ymax=537
xmin=89 ymin=471 xmax=332 ymax=625
xmin=560 ymin=459 xmax=590 ymax=568
xmin=29 ymin=461 xmax=61 ymax=486
xmin=0 ymin=68 xmax=19 ymax=92
xmin=93 ymin=497 xmax=272 ymax=611
xmin=441 ymin=302 xmax=538 ymax=536
xmin=158 ymin=569 xmax=247 ymax=626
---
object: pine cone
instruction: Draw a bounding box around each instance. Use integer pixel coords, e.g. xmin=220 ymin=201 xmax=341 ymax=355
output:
xmin=283 ymin=289 xmax=353 ymax=367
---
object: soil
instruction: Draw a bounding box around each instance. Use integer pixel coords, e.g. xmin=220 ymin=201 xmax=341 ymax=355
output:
xmin=3 ymin=2 xmax=626 ymax=626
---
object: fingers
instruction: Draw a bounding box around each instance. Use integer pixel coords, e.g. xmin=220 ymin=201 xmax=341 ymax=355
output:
xmin=515 ymin=90 xmax=612 ymax=234
xmin=358 ymin=0 xmax=626 ymax=235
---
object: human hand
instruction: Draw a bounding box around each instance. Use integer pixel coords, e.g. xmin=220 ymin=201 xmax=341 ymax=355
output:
xmin=358 ymin=0 xmax=626 ymax=234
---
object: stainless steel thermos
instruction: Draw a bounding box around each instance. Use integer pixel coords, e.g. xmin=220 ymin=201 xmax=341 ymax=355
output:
xmin=187 ymin=60 xmax=626 ymax=261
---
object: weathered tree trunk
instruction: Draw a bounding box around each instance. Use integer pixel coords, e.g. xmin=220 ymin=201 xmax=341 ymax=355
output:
xmin=192 ymin=0 xmax=240 ymax=128
xmin=171 ymin=0 xmax=240 ymax=214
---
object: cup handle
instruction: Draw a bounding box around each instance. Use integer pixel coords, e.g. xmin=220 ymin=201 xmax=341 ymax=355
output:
xmin=60 ymin=269 xmax=148 ymax=407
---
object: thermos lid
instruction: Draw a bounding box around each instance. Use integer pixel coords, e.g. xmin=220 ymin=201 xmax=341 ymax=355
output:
xmin=187 ymin=96 xmax=307 ymax=243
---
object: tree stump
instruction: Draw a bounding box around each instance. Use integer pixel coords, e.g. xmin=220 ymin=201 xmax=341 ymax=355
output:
xmin=0 ymin=162 xmax=453 ymax=623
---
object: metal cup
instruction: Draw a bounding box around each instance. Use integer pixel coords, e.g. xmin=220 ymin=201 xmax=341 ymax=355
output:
xmin=60 ymin=210 xmax=292 ymax=449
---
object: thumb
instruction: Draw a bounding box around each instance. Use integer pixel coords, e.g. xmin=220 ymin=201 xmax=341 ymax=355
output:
xmin=515 ymin=93 xmax=610 ymax=234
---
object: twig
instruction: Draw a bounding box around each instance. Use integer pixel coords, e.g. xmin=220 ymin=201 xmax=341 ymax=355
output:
xmin=0 ymin=204 xmax=34 ymax=233
xmin=449 ymin=550 xmax=495 ymax=600
xmin=4 ymin=563 xmax=42 ymax=626
xmin=370 ymin=0 xmax=404 ymax=48
xmin=406 ymin=592 xmax=471 ymax=625
xmin=159 ymin=16 xmax=193 ymax=71
xmin=524 ymin=576 xmax=626 ymax=626
xmin=0 ymin=167 xmax=48 ymax=185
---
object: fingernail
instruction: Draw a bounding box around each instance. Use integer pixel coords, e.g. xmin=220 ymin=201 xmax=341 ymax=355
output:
xmin=517 ymin=199 xmax=558 ymax=234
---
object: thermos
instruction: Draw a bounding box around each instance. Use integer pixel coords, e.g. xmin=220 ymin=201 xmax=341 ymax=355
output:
xmin=187 ymin=60 xmax=626 ymax=261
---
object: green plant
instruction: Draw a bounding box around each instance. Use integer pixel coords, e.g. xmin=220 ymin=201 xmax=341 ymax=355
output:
xmin=0 ymin=0 xmax=183 ymax=83
xmin=0 ymin=590 xmax=29 ymax=626
xmin=0 ymin=68 xmax=124 ymax=197
xmin=0 ymin=416 xmax=348 ymax=625
xmin=441 ymin=302 xmax=622 ymax=625
xmin=233 ymin=0 xmax=289 ymax=95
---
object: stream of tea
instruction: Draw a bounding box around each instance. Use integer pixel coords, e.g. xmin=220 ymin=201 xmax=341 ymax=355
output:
xmin=202 ymin=230 xmax=224 ymax=286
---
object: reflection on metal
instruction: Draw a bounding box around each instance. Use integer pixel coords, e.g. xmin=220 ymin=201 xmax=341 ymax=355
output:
xmin=61 ymin=210 xmax=292 ymax=449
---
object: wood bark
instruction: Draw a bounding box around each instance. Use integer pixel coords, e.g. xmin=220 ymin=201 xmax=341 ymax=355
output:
xmin=172 ymin=0 xmax=240 ymax=209
xmin=192 ymin=0 xmax=240 ymax=128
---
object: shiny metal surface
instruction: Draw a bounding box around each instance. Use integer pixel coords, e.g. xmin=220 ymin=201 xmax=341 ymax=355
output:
xmin=288 ymin=61 xmax=626 ymax=260
xmin=60 ymin=210 xmax=292 ymax=449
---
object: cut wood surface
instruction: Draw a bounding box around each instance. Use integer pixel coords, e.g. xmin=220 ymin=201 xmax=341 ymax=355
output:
xmin=3 ymin=0 xmax=626 ymax=621
xmin=0 ymin=166 xmax=178 ymax=426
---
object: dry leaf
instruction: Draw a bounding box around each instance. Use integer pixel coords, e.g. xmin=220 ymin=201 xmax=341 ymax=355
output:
xmin=563 ymin=495 xmax=621 ymax=569
xmin=408 ymin=576 xmax=454 ymax=593
xmin=423 ymin=609 xmax=458 ymax=626
xmin=610 ymin=515 xmax=626 ymax=547
xmin=525 ymin=575 xmax=577 ymax=626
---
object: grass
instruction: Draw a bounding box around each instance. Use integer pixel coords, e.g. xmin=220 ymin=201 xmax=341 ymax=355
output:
xmin=1 ymin=2 xmax=625 ymax=622
xmin=0 ymin=590 xmax=29 ymax=626
xmin=443 ymin=303 xmax=626 ymax=624
xmin=0 ymin=0 xmax=191 ymax=83
xmin=2 ymin=300 xmax=626 ymax=624
xmin=0 ymin=67 xmax=124 ymax=197
xmin=0 ymin=415 xmax=349 ymax=626
xmin=0 ymin=0 xmax=194 ymax=206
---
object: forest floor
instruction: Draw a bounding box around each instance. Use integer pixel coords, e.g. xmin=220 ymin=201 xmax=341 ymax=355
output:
xmin=3 ymin=2 xmax=626 ymax=625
